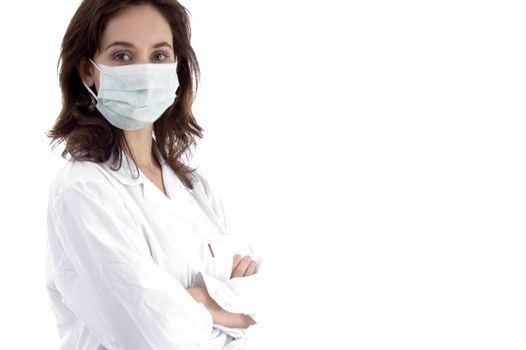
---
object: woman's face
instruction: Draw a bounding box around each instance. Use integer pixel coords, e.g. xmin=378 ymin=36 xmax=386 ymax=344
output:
xmin=79 ymin=4 xmax=175 ymax=91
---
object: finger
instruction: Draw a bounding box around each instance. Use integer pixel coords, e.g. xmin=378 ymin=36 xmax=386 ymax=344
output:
xmin=231 ymin=255 xmax=242 ymax=277
xmin=233 ymin=256 xmax=251 ymax=277
xmin=232 ymin=256 xmax=252 ymax=278
xmin=244 ymin=260 xmax=257 ymax=276
xmin=232 ymin=255 xmax=242 ymax=269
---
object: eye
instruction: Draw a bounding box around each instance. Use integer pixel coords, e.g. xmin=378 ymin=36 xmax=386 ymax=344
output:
xmin=112 ymin=52 xmax=131 ymax=62
xmin=152 ymin=51 xmax=169 ymax=62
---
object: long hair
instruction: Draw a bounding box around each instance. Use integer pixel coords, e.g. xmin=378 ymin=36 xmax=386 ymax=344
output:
xmin=47 ymin=0 xmax=202 ymax=188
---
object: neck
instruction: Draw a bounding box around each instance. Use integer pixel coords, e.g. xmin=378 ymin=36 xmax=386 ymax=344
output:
xmin=122 ymin=126 xmax=158 ymax=168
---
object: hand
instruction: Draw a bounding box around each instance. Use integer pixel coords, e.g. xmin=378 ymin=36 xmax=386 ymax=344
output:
xmin=187 ymin=287 xmax=255 ymax=328
xmin=231 ymin=255 xmax=257 ymax=278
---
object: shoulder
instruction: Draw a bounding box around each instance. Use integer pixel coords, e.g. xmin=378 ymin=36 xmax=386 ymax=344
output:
xmin=191 ymin=169 xmax=227 ymax=215
xmin=49 ymin=159 xmax=117 ymax=203
xmin=191 ymin=168 xmax=221 ymax=200
xmin=192 ymin=169 xmax=210 ymax=193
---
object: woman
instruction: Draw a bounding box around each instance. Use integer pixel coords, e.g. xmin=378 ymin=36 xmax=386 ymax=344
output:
xmin=46 ymin=1 xmax=264 ymax=349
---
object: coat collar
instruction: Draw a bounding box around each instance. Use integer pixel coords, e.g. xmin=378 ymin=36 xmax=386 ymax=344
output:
xmin=102 ymin=143 xmax=194 ymax=209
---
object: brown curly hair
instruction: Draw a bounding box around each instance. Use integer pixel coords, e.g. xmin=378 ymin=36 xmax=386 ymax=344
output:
xmin=47 ymin=0 xmax=202 ymax=188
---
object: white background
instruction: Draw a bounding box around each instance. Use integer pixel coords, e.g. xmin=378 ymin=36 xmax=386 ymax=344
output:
xmin=0 ymin=0 xmax=525 ymax=349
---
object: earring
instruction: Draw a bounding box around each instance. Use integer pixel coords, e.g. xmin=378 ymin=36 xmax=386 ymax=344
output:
xmin=88 ymin=94 xmax=96 ymax=112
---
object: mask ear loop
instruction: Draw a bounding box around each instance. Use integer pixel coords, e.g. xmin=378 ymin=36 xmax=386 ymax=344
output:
xmin=82 ymin=58 xmax=100 ymax=101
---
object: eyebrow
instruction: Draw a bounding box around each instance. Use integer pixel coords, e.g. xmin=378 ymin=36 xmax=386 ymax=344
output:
xmin=104 ymin=41 xmax=173 ymax=51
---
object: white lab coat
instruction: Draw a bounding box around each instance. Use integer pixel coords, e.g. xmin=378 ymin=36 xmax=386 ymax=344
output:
xmin=45 ymin=146 xmax=267 ymax=350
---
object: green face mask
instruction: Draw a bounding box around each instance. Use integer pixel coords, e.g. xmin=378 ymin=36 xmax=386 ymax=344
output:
xmin=82 ymin=59 xmax=179 ymax=130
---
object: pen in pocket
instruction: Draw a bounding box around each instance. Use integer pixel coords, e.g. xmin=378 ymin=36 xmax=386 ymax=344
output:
xmin=207 ymin=242 xmax=215 ymax=258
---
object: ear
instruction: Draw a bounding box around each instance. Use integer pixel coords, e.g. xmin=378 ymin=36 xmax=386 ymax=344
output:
xmin=77 ymin=58 xmax=95 ymax=86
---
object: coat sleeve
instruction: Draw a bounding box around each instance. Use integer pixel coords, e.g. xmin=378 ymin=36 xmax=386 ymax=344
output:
xmin=48 ymin=179 xmax=224 ymax=350
xmin=193 ymin=173 xmax=268 ymax=339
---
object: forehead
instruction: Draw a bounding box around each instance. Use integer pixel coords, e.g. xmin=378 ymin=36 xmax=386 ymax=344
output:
xmin=101 ymin=5 xmax=173 ymax=48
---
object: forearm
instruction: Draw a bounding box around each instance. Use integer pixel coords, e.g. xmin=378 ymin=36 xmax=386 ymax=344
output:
xmin=212 ymin=305 xmax=255 ymax=329
xmin=187 ymin=288 xmax=255 ymax=329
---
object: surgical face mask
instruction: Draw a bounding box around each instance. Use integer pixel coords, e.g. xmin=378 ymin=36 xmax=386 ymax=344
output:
xmin=82 ymin=59 xmax=179 ymax=130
